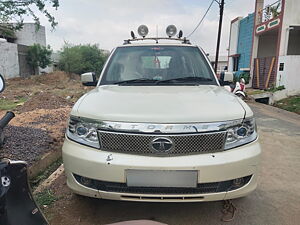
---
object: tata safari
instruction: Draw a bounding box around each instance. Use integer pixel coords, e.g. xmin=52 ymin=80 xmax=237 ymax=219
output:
xmin=62 ymin=25 xmax=261 ymax=202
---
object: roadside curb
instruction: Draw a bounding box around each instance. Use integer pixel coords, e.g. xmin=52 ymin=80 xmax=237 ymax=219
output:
xmin=34 ymin=164 xmax=64 ymax=194
xmin=28 ymin=149 xmax=61 ymax=179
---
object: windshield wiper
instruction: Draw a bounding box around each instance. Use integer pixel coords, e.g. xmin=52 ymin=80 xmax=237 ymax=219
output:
xmin=156 ymin=76 xmax=213 ymax=84
xmin=113 ymin=78 xmax=156 ymax=85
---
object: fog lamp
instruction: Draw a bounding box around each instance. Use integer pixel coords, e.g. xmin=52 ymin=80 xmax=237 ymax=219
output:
xmin=232 ymin=178 xmax=244 ymax=188
xmin=166 ymin=25 xmax=177 ymax=37
xmin=138 ymin=25 xmax=149 ymax=37
xmin=80 ymin=176 xmax=93 ymax=187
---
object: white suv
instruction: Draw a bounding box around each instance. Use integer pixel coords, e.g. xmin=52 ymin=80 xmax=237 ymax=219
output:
xmin=62 ymin=28 xmax=261 ymax=202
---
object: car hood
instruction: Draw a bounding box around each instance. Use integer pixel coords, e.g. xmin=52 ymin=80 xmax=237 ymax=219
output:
xmin=72 ymin=85 xmax=251 ymax=123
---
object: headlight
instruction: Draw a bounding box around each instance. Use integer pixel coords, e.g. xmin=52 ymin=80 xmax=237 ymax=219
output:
xmin=66 ymin=116 xmax=100 ymax=149
xmin=224 ymin=117 xmax=257 ymax=150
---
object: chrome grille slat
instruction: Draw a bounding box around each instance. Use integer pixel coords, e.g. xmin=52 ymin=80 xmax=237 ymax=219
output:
xmin=98 ymin=130 xmax=227 ymax=156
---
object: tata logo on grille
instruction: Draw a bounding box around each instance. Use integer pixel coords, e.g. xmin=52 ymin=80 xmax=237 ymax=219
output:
xmin=151 ymin=137 xmax=173 ymax=152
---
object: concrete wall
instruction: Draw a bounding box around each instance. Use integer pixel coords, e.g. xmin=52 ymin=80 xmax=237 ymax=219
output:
xmin=14 ymin=23 xmax=46 ymax=47
xmin=236 ymin=13 xmax=255 ymax=76
xmin=276 ymin=0 xmax=300 ymax=94
xmin=228 ymin=19 xmax=241 ymax=56
xmin=0 ymin=42 xmax=19 ymax=78
xmin=279 ymin=0 xmax=300 ymax=56
xmin=0 ymin=23 xmax=48 ymax=78
xmin=276 ymin=55 xmax=300 ymax=95
xmin=17 ymin=44 xmax=34 ymax=77
xmin=208 ymin=55 xmax=228 ymax=71
xmin=228 ymin=18 xmax=242 ymax=72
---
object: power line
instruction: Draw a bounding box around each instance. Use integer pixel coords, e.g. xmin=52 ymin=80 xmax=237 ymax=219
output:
xmin=187 ymin=0 xmax=215 ymax=38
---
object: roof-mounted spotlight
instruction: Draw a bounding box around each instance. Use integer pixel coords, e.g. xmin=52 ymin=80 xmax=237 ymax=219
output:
xmin=137 ymin=25 xmax=149 ymax=38
xmin=178 ymin=30 xmax=183 ymax=39
xmin=166 ymin=25 xmax=177 ymax=38
xmin=131 ymin=31 xmax=136 ymax=39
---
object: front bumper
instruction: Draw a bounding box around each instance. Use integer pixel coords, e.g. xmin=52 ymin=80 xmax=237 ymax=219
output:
xmin=62 ymin=137 xmax=261 ymax=202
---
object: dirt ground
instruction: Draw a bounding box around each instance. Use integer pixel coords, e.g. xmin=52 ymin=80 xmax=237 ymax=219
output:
xmin=0 ymin=72 xmax=90 ymax=164
xmin=43 ymin=102 xmax=300 ymax=225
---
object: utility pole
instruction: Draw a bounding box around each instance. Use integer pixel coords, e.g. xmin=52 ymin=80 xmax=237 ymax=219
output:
xmin=214 ymin=0 xmax=225 ymax=73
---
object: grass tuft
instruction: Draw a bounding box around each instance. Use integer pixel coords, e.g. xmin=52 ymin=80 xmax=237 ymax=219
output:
xmin=0 ymin=97 xmax=27 ymax=110
xmin=35 ymin=190 xmax=57 ymax=206
xmin=274 ymin=95 xmax=300 ymax=114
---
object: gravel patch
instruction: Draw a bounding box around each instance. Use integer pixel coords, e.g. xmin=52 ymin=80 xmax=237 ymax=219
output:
xmin=0 ymin=125 xmax=54 ymax=165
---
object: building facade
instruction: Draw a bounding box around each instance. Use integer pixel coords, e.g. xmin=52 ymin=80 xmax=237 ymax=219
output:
xmin=0 ymin=23 xmax=47 ymax=79
xmin=208 ymin=55 xmax=228 ymax=73
xmin=251 ymin=0 xmax=300 ymax=95
xmin=228 ymin=14 xmax=255 ymax=77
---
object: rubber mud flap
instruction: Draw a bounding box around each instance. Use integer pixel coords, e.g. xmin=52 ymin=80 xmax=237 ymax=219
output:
xmin=0 ymin=160 xmax=48 ymax=225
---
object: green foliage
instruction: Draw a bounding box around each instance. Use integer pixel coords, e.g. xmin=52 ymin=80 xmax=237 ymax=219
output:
xmin=0 ymin=0 xmax=59 ymax=31
xmin=275 ymin=95 xmax=300 ymax=114
xmin=267 ymin=85 xmax=285 ymax=93
xmin=58 ymin=43 xmax=108 ymax=75
xmin=270 ymin=2 xmax=281 ymax=18
xmin=234 ymin=72 xmax=250 ymax=84
xmin=27 ymin=44 xmax=52 ymax=74
xmin=0 ymin=97 xmax=27 ymax=110
xmin=35 ymin=190 xmax=57 ymax=206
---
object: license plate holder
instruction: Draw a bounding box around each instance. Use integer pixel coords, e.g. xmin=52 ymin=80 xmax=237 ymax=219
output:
xmin=126 ymin=170 xmax=198 ymax=188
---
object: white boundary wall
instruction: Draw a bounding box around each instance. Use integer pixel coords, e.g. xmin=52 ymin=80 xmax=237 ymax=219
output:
xmin=0 ymin=42 xmax=19 ymax=78
xmin=276 ymin=55 xmax=300 ymax=96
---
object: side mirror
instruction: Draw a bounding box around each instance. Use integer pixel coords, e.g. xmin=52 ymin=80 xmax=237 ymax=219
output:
xmin=81 ymin=72 xmax=97 ymax=86
xmin=219 ymin=71 xmax=233 ymax=86
xmin=0 ymin=74 xmax=5 ymax=93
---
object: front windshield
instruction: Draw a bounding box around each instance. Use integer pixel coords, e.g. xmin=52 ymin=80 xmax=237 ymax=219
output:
xmin=100 ymin=45 xmax=217 ymax=85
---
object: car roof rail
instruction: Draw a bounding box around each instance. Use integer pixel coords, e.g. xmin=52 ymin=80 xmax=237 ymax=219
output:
xmin=123 ymin=37 xmax=191 ymax=45
xmin=123 ymin=25 xmax=191 ymax=45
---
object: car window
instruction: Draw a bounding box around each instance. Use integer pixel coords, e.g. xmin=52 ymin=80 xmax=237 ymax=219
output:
xmin=141 ymin=56 xmax=171 ymax=69
xmin=100 ymin=46 xmax=216 ymax=85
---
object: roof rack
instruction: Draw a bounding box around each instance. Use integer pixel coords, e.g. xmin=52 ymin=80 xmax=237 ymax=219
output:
xmin=124 ymin=25 xmax=191 ymax=45
xmin=123 ymin=37 xmax=191 ymax=45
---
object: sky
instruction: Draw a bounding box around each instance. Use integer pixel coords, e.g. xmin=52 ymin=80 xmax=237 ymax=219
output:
xmin=32 ymin=0 xmax=256 ymax=55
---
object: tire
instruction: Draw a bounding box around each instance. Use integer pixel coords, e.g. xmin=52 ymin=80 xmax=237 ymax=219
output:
xmin=236 ymin=93 xmax=245 ymax=99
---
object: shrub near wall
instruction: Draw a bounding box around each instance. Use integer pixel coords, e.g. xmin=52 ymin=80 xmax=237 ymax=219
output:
xmin=58 ymin=44 xmax=108 ymax=76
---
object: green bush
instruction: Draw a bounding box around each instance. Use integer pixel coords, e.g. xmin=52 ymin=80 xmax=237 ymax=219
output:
xmin=234 ymin=72 xmax=250 ymax=84
xmin=58 ymin=43 xmax=108 ymax=76
xmin=27 ymin=44 xmax=52 ymax=75
xmin=267 ymin=85 xmax=285 ymax=93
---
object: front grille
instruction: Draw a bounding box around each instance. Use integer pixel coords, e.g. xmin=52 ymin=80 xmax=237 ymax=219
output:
xmin=74 ymin=174 xmax=252 ymax=194
xmin=98 ymin=130 xmax=227 ymax=156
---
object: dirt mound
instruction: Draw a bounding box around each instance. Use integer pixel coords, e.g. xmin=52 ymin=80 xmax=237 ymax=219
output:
xmin=33 ymin=71 xmax=80 ymax=86
xmin=20 ymin=92 xmax=73 ymax=112
xmin=7 ymin=71 xmax=80 ymax=88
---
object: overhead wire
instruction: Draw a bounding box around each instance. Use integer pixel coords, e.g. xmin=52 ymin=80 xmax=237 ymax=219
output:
xmin=187 ymin=0 xmax=216 ymax=38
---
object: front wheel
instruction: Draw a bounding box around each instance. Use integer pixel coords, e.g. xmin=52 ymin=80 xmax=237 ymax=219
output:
xmin=235 ymin=92 xmax=246 ymax=99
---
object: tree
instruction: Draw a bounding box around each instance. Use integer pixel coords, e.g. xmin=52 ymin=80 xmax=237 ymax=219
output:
xmin=0 ymin=0 xmax=59 ymax=32
xmin=58 ymin=44 xmax=108 ymax=75
xmin=27 ymin=44 xmax=52 ymax=75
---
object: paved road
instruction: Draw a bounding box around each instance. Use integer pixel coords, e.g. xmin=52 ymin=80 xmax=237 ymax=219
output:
xmin=46 ymin=102 xmax=300 ymax=225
